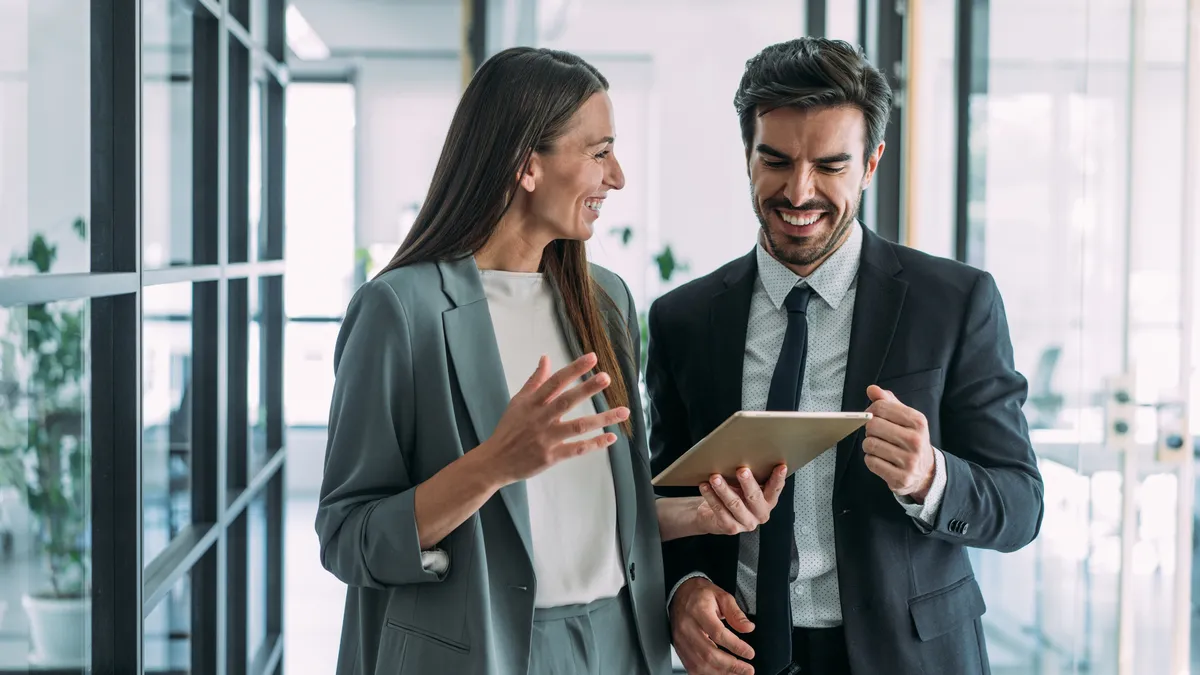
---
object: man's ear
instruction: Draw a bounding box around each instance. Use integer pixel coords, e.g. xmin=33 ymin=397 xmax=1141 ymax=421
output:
xmin=518 ymin=152 xmax=541 ymax=193
xmin=860 ymin=142 xmax=886 ymax=190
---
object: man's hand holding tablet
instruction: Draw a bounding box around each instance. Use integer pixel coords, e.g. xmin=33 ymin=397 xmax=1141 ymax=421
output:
xmin=656 ymin=463 xmax=786 ymax=541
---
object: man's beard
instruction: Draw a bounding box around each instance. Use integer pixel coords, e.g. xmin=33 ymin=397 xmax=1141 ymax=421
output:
xmin=753 ymin=189 xmax=861 ymax=268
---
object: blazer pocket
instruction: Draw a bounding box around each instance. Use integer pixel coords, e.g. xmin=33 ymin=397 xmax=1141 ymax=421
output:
xmin=877 ymin=367 xmax=944 ymax=396
xmin=908 ymin=575 xmax=987 ymax=642
xmin=386 ymin=619 xmax=471 ymax=654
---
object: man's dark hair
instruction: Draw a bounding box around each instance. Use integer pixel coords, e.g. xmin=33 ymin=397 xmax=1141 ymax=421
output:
xmin=734 ymin=37 xmax=893 ymax=163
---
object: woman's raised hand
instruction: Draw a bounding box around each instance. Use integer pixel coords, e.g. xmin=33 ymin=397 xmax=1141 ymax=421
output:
xmin=480 ymin=352 xmax=629 ymax=486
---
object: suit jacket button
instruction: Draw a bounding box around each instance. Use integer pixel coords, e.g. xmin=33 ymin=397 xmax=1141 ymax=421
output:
xmin=630 ymin=563 xmax=636 ymax=581
xmin=961 ymin=523 xmax=969 ymax=535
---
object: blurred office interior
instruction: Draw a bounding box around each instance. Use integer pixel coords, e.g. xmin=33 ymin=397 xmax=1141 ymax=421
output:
xmin=0 ymin=0 xmax=1198 ymax=673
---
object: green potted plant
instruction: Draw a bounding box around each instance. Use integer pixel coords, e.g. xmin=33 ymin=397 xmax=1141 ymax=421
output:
xmin=0 ymin=218 xmax=90 ymax=666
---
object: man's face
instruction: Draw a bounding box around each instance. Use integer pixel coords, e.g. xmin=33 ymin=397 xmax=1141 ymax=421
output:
xmin=748 ymin=105 xmax=884 ymax=275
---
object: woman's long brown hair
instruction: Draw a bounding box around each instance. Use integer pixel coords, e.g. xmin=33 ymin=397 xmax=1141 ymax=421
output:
xmin=375 ymin=47 xmax=634 ymax=438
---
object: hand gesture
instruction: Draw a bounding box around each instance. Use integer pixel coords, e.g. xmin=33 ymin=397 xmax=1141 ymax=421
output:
xmin=481 ymin=353 xmax=629 ymax=486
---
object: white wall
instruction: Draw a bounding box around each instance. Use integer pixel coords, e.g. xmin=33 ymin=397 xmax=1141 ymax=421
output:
xmin=540 ymin=0 xmax=807 ymax=304
xmin=353 ymin=56 xmax=461 ymax=256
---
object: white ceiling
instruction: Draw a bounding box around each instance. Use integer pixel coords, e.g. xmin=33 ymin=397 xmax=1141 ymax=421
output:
xmin=289 ymin=0 xmax=461 ymax=54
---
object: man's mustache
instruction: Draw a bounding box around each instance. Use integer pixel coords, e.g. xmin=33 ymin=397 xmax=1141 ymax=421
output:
xmin=763 ymin=198 xmax=837 ymax=212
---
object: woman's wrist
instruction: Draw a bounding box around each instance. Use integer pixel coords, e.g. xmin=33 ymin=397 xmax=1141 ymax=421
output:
xmin=657 ymin=496 xmax=706 ymax=541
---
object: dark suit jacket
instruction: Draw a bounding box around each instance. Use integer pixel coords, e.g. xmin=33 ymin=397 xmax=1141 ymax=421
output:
xmin=316 ymin=257 xmax=672 ymax=675
xmin=646 ymin=224 xmax=1044 ymax=675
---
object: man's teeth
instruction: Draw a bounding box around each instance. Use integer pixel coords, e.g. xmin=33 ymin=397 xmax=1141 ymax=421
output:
xmin=779 ymin=211 xmax=822 ymax=226
xmin=585 ymin=199 xmax=604 ymax=212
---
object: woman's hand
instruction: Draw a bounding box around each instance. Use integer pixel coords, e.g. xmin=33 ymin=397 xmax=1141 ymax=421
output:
xmin=657 ymin=464 xmax=787 ymax=541
xmin=694 ymin=464 xmax=787 ymax=535
xmin=478 ymin=352 xmax=629 ymax=487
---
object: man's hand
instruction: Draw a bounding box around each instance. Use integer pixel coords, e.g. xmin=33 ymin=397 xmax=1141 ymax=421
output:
xmin=863 ymin=385 xmax=935 ymax=502
xmin=696 ymin=464 xmax=787 ymax=535
xmin=670 ymin=577 xmax=756 ymax=675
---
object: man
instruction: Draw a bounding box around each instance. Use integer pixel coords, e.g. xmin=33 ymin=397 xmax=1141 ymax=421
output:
xmin=646 ymin=38 xmax=1044 ymax=675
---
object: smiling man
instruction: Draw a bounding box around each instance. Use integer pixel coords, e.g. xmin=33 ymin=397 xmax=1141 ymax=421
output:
xmin=646 ymin=38 xmax=1044 ymax=675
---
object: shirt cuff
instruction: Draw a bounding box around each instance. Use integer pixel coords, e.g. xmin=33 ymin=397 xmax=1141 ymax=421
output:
xmin=894 ymin=448 xmax=947 ymax=526
xmin=420 ymin=548 xmax=450 ymax=575
xmin=667 ymin=572 xmax=711 ymax=614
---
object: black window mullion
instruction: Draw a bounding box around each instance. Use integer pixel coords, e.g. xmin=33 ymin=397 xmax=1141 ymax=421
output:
xmin=263 ymin=79 xmax=285 ymax=261
xmin=226 ymin=514 xmax=249 ymax=673
xmin=229 ymin=45 xmax=250 ymax=263
xmin=807 ymin=0 xmax=827 ymax=37
xmin=266 ymin=0 xmax=285 ymax=62
xmin=228 ymin=278 xmax=250 ymax=491
xmin=868 ymin=0 xmax=905 ymax=244
xmin=91 ymin=293 xmax=143 ymax=674
xmin=266 ymin=469 xmax=284 ymax=643
xmin=262 ymin=276 xmax=283 ymax=452
xmin=193 ymin=280 xmax=220 ymax=525
xmin=91 ymin=0 xmax=141 ymax=670
xmin=194 ymin=10 xmax=221 ymax=266
xmin=954 ymin=0 xmax=989 ymax=265
xmin=192 ymin=548 xmax=219 ymax=674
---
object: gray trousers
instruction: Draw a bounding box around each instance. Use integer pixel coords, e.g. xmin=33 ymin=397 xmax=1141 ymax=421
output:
xmin=528 ymin=587 xmax=647 ymax=675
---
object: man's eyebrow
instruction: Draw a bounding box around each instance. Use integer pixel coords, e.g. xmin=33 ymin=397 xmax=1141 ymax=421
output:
xmin=756 ymin=143 xmax=791 ymax=160
xmin=589 ymin=136 xmax=615 ymax=146
xmin=815 ymin=153 xmax=853 ymax=164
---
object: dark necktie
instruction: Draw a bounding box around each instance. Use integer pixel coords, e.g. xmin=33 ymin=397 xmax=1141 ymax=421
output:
xmin=755 ymin=284 xmax=812 ymax=675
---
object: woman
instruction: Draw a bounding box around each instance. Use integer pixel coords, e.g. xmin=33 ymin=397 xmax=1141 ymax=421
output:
xmin=315 ymin=47 xmax=785 ymax=675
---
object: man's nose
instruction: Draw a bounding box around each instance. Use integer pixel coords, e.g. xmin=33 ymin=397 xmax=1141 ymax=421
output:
xmin=783 ymin=169 xmax=816 ymax=206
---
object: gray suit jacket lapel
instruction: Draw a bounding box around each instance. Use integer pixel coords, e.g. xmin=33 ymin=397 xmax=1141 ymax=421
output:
xmin=437 ymin=257 xmax=535 ymax=565
xmin=546 ymin=276 xmax=637 ymax=562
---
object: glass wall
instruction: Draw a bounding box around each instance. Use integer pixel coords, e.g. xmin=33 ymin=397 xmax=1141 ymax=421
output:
xmin=932 ymin=0 xmax=1200 ymax=672
xmin=0 ymin=1 xmax=288 ymax=672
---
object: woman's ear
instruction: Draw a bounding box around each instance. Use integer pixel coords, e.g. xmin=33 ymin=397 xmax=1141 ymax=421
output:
xmin=518 ymin=153 xmax=540 ymax=193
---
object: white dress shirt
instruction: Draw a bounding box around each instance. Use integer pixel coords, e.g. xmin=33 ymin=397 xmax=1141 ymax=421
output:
xmin=670 ymin=224 xmax=947 ymax=627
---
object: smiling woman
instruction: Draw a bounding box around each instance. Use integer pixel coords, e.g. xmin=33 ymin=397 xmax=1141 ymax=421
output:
xmin=315 ymin=47 xmax=669 ymax=675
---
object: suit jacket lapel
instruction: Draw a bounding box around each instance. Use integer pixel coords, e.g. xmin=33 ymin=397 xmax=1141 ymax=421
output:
xmin=548 ymin=278 xmax=637 ymax=561
xmin=710 ymin=250 xmax=758 ymax=427
xmin=836 ymin=228 xmax=907 ymax=489
xmin=438 ymin=257 xmax=534 ymax=564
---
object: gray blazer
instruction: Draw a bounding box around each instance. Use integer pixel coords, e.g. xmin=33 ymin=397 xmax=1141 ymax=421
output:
xmin=315 ymin=256 xmax=673 ymax=675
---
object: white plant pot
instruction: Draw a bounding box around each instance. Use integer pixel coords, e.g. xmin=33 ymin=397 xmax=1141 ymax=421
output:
xmin=21 ymin=594 xmax=90 ymax=667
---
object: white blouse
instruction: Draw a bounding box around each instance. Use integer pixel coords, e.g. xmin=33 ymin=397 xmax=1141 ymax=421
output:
xmin=478 ymin=270 xmax=626 ymax=608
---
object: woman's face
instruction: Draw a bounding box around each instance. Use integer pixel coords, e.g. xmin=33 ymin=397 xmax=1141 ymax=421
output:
xmin=522 ymin=92 xmax=625 ymax=242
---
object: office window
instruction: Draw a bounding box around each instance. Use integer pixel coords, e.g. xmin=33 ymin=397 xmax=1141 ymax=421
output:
xmin=0 ymin=1 xmax=288 ymax=671
xmin=144 ymin=573 xmax=194 ymax=673
xmin=142 ymin=282 xmax=198 ymax=566
xmin=247 ymin=495 xmax=269 ymax=667
xmin=0 ymin=300 xmax=91 ymax=670
xmin=0 ymin=1 xmax=91 ymax=277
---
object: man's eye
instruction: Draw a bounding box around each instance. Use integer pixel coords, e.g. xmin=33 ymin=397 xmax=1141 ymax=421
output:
xmin=762 ymin=159 xmax=788 ymax=169
xmin=595 ymin=151 xmax=610 ymax=160
xmin=820 ymin=165 xmax=846 ymax=174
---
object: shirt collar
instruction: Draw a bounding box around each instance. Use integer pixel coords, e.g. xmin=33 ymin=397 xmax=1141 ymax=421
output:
xmin=755 ymin=222 xmax=863 ymax=311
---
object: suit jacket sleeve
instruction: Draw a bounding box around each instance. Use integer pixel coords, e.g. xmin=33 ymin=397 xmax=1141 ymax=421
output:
xmin=315 ymin=279 xmax=448 ymax=588
xmin=925 ymin=272 xmax=1045 ymax=552
xmin=646 ymin=298 xmax=723 ymax=596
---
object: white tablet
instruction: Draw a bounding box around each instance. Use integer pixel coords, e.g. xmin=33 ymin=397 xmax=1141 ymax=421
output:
xmin=650 ymin=411 xmax=872 ymax=487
